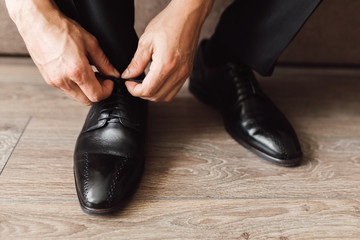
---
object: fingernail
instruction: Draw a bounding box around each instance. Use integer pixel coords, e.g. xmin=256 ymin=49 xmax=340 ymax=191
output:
xmin=122 ymin=68 xmax=130 ymax=78
xmin=113 ymin=68 xmax=120 ymax=77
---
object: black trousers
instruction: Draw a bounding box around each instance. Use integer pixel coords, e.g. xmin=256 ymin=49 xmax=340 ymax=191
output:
xmin=54 ymin=0 xmax=322 ymax=76
xmin=55 ymin=0 xmax=138 ymax=73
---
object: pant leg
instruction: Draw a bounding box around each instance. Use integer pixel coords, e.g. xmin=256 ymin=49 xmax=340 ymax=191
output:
xmin=54 ymin=0 xmax=80 ymax=22
xmin=54 ymin=0 xmax=138 ymax=73
xmin=210 ymin=0 xmax=322 ymax=76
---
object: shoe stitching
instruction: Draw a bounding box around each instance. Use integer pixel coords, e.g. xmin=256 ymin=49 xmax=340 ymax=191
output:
xmin=105 ymin=158 xmax=127 ymax=207
xmin=83 ymin=152 xmax=90 ymax=205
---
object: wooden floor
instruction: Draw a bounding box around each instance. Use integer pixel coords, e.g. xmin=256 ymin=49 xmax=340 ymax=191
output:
xmin=0 ymin=57 xmax=360 ymax=239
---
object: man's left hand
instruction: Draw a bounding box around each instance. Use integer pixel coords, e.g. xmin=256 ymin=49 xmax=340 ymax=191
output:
xmin=121 ymin=0 xmax=213 ymax=102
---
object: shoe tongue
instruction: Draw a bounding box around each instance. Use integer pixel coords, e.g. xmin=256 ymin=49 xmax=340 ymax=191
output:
xmin=111 ymin=80 xmax=127 ymax=95
xmin=81 ymin=86 xmax=143 ymax=133
xmin=81 ymin=105 xmax=140 ymax=133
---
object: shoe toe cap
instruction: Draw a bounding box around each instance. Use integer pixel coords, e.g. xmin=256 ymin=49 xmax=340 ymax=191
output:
xmin=227 ymin=116 xmax=302 ymax=165
xmin=250 ymin=127 xmax=302 ymax=160
xmin=74 ymin=152 xmax=142 ymax=213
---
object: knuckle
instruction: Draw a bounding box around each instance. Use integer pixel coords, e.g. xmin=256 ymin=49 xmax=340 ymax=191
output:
xmin=130 ymin=57 xmax=140 ymax=69
xmin=82 ymin=100 xmax=92 ymax=106
xmin=88 ymin=94 xmax=101 ymax=103
xmin=50 ymin=77 xmax=65 ymax=88
xmin=142 ymin=88 xmax=155 ymax=98
xmin=102 ymin=55 xmax=110 ymax=65
xmin=68 ymin=64 xmax=85 ymax=83
xmin=161 ymin=65 xmax=172 ymax=75
xmin=150 ymin=97 xmax=160 ymax=102
xmin=165 ymin=59 xmax=177 ymax=72
xmin=47 ymin=80 xmax=57 ymax=87
xmin=87 ymin=34 xmax=99 ymax=47
xmin=164 ymin=96 xmax=174 ymax=102
xmin=180 ymin=65 xmax=191 ymax=78
xmin=90 ymin=35 xmax=98 ymax=44
xmin=71 ymin=22 xmax=82 ymax=33
xmin=138 ymin=37 xmax=148 ymax=48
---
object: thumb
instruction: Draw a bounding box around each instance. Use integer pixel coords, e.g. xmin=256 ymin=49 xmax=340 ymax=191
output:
xmin=122 ymin=42 xmax=152 ymax=79
xmin=85 ymin=34 xmax=120 ymax=77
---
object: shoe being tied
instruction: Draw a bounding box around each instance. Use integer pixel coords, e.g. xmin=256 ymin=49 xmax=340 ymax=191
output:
xmin=73 ymin=80 xmax=147 ymax=214
xmin=189 ymin=40 xmax=302 ymax=167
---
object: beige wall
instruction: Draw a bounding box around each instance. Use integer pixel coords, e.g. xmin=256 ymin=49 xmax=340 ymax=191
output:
xmin=0 ymin=0 xmax=231 ymax=55
xmin=0 ymin=0 xmax=28 ymax=54
xmin=1 ymin=0 xmax=359 ymax=66
xmin=279 ymin=0 xmax=360 ymax=65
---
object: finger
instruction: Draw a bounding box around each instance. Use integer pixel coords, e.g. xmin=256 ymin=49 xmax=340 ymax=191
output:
xmin=59 ymin=80 xmax=92 ymax=105
xmin=151 ymin=65 xmax=191 ymax=101
xmin=126 ymin=78 xmax=180 ymax=102
xmin=124 ymin=81 xmax=140 ymax=96
xmin=71 ymin=59 xmax=114 ymax=102
xmin=157 ymin=78 xmax=185 ymax=102
xmin=166 ymin=88 xmax=180 ymax=101
xmin=84 ymin=34 xmax=120 ymax=77
xmin=125 ymin=63 xmax=168 ymax=98
xmin=122 ymin=39 xmax=152 ymax=79
xmin=147 ymin=76 xmax=185 ymax=102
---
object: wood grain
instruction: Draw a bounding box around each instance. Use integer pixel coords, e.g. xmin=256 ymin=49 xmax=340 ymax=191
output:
xmin=0 ymin=199 xmax=359 ymax=239
xmin=0 ymin=61 xmax=89 ymax=117
xmin=2 ymin=94 xmax=360 ymax=200
xmin=1 ymin=58 xmax=360 ymax=238
xmin=0 ymin=116 xmax=30 ymax=174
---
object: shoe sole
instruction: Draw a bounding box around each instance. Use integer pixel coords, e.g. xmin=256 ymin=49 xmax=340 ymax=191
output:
xmin=224 ymin=125 xmax=301 ymax=167
xmin=74 ymin=160 xmax=145 ymax=215
xmin=189 ymin=81 xmax=301 ymax=167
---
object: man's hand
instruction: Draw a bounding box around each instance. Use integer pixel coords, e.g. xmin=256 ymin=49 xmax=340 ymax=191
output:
xmin=6 ymin=0 xmax=119 ymax=105
xmin=122 ymin=0 xmax=214 ymax=102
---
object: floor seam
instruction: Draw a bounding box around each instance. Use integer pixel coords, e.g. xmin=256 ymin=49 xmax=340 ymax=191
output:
xmin=0 ymin=115 xmax=32 ymax=175
xmin=1 ymin=196 xmax=360 ymax=203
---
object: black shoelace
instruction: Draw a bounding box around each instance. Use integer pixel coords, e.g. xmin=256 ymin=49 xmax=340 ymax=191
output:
xmin=95 ymin=72 xmax=143 ymax=83
xmin=227 ymin=63 xmax=256 ymax=104
xmin=98 ymin=107 xmax=126 ymax=122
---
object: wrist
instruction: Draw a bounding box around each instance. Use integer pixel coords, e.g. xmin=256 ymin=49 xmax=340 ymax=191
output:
xmin=165 ymin=0 xmax=214 ymax=39
xmin=6 ymin=0 xmax=58 ymax=26
xmin=5 ymin=0 xmax=24 ymax=22
xmin=7 ymin=0 xmax=62 ymax=37
xmin=170 ymin=0 xmax=214 ymax=20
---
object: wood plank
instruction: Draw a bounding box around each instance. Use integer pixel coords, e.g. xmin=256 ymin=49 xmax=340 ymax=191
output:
xmin=2 ymin=60 xmax=360 ymax=239
xmin=0 ymin=60 xmax=89 ymax=117
xmin=0 ymin=116 xmax=30 ymax=174
xmin=0 ymin=116 xmax=81 ymax=200
xmin=0 ymin=199 xmax=359 ymax=239
xmin=1 ymin=106 xmax=360 ymax=200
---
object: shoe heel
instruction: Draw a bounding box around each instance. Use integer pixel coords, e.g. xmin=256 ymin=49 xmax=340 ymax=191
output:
xmin=189 ymin=79 xmax=216 ymax=107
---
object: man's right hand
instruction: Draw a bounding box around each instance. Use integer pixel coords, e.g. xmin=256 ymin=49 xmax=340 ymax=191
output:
xmin=6 ymin=0 xmax=119 ymax=105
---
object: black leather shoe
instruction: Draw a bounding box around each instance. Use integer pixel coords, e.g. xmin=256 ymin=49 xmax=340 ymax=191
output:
xmin=74 ymin=80 xmax=147 ymax=214
xmin=189 ymin=40 xmax=302 ymax=166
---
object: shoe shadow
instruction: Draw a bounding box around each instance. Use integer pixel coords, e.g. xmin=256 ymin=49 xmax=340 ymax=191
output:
xmin=134 ymin=82 xmax=225 ymax=200
xmin=131 ymin=69 xmax=360 ymax=202
xmin=258 ymin=67 xmax=360 ymax=165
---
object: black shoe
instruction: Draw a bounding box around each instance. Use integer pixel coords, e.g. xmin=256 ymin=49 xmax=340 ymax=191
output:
xmin=73 ymin=80 xmax=147 ymax=214
xmin=189 ymin=40 xmax=302 ymax=166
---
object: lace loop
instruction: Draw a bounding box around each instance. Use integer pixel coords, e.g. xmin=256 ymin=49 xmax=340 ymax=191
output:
xmin=226 ymin=64 xmax=255 ymax=109
xmin=98 ymin=107 xmax=126 ymax=122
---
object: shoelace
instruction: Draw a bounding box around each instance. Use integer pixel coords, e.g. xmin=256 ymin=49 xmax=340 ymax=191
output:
xmin=95 ymin=72 xmax=143 ymax=83
xmin=98 ymin=103 xmax=141 ymax=130
xmin=227 ymin=64 xmax=255 ymax=105
xmin=98 ymin=107 xmax=126 ymax=122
